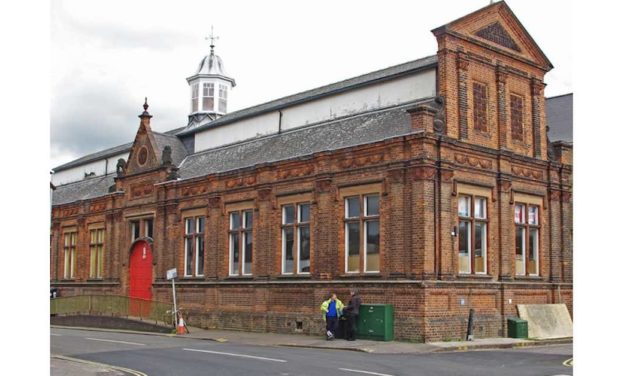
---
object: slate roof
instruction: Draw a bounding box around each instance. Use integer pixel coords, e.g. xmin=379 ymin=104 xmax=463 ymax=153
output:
xmin=177 ymin=55 xmax=438 ymax=136
xmin=546 ymin=93 xmax=573 ymax=143
xmin=52 ymin=173 xmax=115 ymax=206
xmin=178 ymin=101 xmax=429 ymax=180
xmin=52 ymin=126 xmax=186 ymax=172
xmin=153 ymin=131 xmax=188 ymax=167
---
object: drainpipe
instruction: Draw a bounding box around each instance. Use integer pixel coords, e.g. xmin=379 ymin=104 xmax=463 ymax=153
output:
xmin=434 ymin=136 xmax=442 ymax=279
xmin=278 ymin=110 xmax=283 ymax=134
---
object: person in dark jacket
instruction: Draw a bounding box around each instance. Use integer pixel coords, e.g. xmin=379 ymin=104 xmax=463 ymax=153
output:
xmin=345 ymin=289 xmax=362 ymax=341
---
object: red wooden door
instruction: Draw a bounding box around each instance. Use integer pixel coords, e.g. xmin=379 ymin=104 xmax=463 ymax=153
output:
xmin=129 ymin=241 xmax=153 ymax=317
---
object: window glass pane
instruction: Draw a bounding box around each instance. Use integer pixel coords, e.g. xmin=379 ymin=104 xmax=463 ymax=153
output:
xmin=528 ymin=228 xmax=539 ymax=275
xmin=64 ymin=249 xmax=71 ymax=278
xmin=514 ymin=204 xmax=525 ymax=224
xmin=98 ymin=229 xmax=104 ymax=243
xmin=346 ymin=197 xmax=360 ymax=218
xmin=458 ymin=221 xmax=471 ymax=273
xmin=346 ymin=222 xmax=360 ymax=272
xmin=185 ymin=218 xmax=193 ymax=234
xmin=244 ymin=211 xmax=253 ymax=229
xmin=299 ymin=226 xmax=310 ymax=273
xmin=197 ymin=217 xmax=205 ymax=233
xmin=458 ymin=196 xmax=471 ymax=217
xmin=90 ymin=247 xmax=97 ymax=278
xmin=283 ymin=205 xmax=295 ymax=225
xmin=230 ymin=212 xmax=240 ymax=230
xmin=365 ymin=220 xmax=380 ymax=272
xmin=196 ymin=236 xmax=204 ymax=275
xmin=283 ymin=227 xmax=294 ymax=273
xmin=528 ymin=206 xmax=539 ymax=226
xmin=474 ymin=197 xmax=487 ymax=219
xmin=244 ymin=231 xmax=253 ymax=274
xmin=299 ymin=204 xmax=310 ymax=223
xmin=366 ymin=195 xmax=380 ymax=216
xmin=230 ymin=233 xmax=239 ymax=275
xmin=98 ymin=247 xmax=104 ymax=278
xmin=185 ymin=237 xmax=194 ymax=276
xmin=203 ymin=97 xmax=214 ymax=111
xmin=132 ymin=221 xmax=140 ymax=240
xmin=145 ymin=219 xmax=153 ymax=239
xmin=515 ymin=226 xmax=525 ymax=275
xmin=474 ymin=222 xmax=487 ymax=273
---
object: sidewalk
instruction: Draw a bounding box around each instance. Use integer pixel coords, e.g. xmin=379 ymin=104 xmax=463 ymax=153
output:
xmin=51 ymin=355 xmax=144 ymax=376
xmin=52 ymin=324 xmax=572 ymax=354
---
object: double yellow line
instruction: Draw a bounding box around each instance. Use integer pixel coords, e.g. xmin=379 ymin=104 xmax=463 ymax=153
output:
xmin=52 ymin=354 xmax=147 ymax=376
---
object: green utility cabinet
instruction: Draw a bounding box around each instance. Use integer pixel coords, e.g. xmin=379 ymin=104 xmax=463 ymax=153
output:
xmin=357 ymin=304 xmax=394 ymax=341
xmin=507 ymin=317 xmax=528 ymax=339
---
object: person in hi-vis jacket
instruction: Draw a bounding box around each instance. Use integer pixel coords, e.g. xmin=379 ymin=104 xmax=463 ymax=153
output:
xmin=320 ymin=293 xmax=344 ymax=340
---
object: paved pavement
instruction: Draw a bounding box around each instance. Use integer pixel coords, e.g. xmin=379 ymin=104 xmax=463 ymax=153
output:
xmin=51 ymin=355 xmax=144 ymax=376
xmin=51 ymin=326 xmax=573 ymax=376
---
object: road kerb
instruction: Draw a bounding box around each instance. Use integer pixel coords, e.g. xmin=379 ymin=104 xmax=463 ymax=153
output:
xmin=51 ymin=354 xmax=147 ymax=376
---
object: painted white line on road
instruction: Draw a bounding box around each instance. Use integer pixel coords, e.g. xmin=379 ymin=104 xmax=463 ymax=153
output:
xmin=339 ymin=368 xmax=395 ymax=376
xmin=52 ymin=354 xmax=147 ymax=376
xmin=85 ymin=337 xmax=146 ymax=346
xmin=50 ymin=333 xmax=62 ymax=336
xmin=183 ymin=348 xmax=287 ymax=363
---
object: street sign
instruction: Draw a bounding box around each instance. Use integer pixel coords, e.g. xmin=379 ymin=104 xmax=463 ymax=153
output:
xmin=167 ymin=268 xmax=177 ymax=280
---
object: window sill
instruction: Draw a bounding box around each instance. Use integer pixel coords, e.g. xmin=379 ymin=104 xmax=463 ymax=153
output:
xmin=276 ymin=274 xmax=312 ymax=280
xmin=86 ymin=278 xmax=105 ymax=282
xmin=226 ymin=275 xmax=254 ymax=281
xmin=181 ymin=277 xmax=205 ymax=281
xmin=338 ymin=273 xmax=382 ymax=279
xmin=456 ymin=273 xmax=493 ymax=279
xmin=514 ymin=275 xmax=543 ymax=281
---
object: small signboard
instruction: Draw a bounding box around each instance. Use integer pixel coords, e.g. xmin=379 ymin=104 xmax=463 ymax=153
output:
xmin=166 ymin=268 xmax=178 ymax=280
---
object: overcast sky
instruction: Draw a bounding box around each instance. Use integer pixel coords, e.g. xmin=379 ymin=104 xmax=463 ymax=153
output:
xmin=50 ymin=0 xmax=572 ymax=169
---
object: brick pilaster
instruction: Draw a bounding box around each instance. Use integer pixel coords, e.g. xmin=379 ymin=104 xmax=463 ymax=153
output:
xmin=255 ymin=187 xmax=273 ymax=279
xmin=313 ymin=178 xmax=335 ymax=280
xmin=548 ymin=187 xmax=562 ymax=283
xmin=457 ymin=51 xmax=469 ymax=140
xmin=530 ymin=78 xmax=544 ymax=158
xmin=410 ymin=165 xmax=437 ymax=279
xmin=207 ymin=196 xmax=221 ymax=279
xmin=496 ymin=65 xmax=508 ymax=149
xmin=385 ymin=167 xmax=407 ymax=277
xmin=438 ymin=168 xmax=455 ymax=279
xmin=497 ymin=177 xmax=513 ymax=280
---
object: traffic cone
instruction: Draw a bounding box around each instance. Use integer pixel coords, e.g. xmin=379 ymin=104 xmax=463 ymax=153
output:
xmin=177 ymin=316 xmax=187 ymax=335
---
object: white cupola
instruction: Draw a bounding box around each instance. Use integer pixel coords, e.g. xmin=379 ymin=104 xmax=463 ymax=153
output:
xmin=186 ymin=29 xmax=236 ymax=129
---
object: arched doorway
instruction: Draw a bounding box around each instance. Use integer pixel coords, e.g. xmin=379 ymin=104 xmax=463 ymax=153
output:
xmin=129 ymin=240 xmax=153 ymax=316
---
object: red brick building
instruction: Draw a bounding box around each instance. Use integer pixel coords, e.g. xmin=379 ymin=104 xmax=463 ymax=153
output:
xmin=50 ymin=1 xmax=572 ymax=342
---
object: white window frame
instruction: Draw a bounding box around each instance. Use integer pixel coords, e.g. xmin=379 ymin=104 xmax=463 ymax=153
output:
xmin=363 ymin=195 xmax=380 ymax=273
xmin=282 ymin=203 xmax=311 ymax=275
xmin=229 ymin=211 xmax=253 ymax=276
xmin=191 ymin=83 xmax=199 ymax=113
xmin=202 ymin=82 xmax=215 ymax=112
xmin=195 ymin=217 xmax=205 ymax=277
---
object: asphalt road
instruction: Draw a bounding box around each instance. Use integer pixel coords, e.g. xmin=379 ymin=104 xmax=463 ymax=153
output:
xmin=51 ymin=328 xmax=573 ymax=376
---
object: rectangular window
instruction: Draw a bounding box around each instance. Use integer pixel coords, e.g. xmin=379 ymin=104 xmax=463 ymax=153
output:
xmin=510 ymin=94 xmax=524 ymax=141
xmin=89 ymin=228 xmax=105 ymax=279
xmin=184 ymin=216 xmax=205 ymax=277
xmin=457 ymin=195 xmax=488 ymax=274
xmin=344 ymin=194 xmax=380 ymax=273
xmin=219 ymin=84 xmax=227 ymax=113
xmin=63 ymin=232 xmax=77 ymax=279
xmin=282 ymin=203 xmax=311 ymax=274
xmin=230 ymin=210 xmax=253 ymax=276
xmin=202 ymin=83 xmax=214 ymax=111
xmin=473 ymin=82 xmax=488 ymax=132
xmin=191 ymin=83 xmax=199 ymax=112
xmin=514 ymin=203 xmax=541 ymax=276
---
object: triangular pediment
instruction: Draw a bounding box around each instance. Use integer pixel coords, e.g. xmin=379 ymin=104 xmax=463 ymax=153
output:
xmin=124 ymin=117 xmax=161 ymax=176
xmin=432 ymin=1 xmax=553 ymax=71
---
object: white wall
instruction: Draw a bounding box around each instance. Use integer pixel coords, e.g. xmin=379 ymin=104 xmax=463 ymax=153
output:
xmin=193 ymin=69 xmax=435 ymax=153
xmin=194 ymin=111 xmax=280 ymax=151
xmin=52 ymin=152 xmax=129 ymax=186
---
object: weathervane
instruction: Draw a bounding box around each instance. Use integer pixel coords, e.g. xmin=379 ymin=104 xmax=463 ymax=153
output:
xmin=205 ymin=25 xmax=219 ymax=55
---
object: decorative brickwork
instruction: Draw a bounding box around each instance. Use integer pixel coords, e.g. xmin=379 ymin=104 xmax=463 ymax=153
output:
xmin=475 ymin=22 xmax=521 ymax=52
xmin=472 ymin=82 xmax=488 ymax=132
